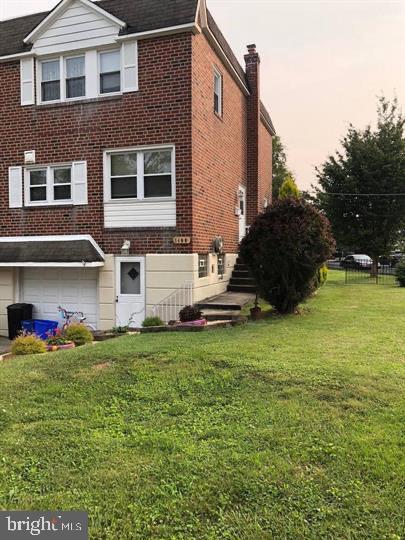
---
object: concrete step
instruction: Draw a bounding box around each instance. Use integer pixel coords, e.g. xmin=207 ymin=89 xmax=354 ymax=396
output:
xmin=229 ymin=277 xmax=256 ymax=287
xmin=232 ymin=269 xmax=250 ymax=278
xmin=197 ymin=301 xmax=242 ymax=311
xmin=227 ymin=284 xmax=256 ymax=293
xmin=233 ymin=263 xmax=250 ymax=272
xmin=202 ymin=309 xmax=245 ymax=321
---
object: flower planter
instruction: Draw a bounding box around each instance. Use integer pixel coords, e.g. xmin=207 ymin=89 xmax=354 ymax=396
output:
xmin=250 ymin=307 xmax=264 ymax=320
xmin=46 ymin=342 xmax=75 ymax=351
xmin=177 ymin=318 xmax=207 ymax=327
xmin=58 ymin=342 xmax=76 ymax=350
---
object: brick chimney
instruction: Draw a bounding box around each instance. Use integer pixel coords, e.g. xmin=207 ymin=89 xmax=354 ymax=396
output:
xmin=244 ymin=44 xmax=261 ymax=225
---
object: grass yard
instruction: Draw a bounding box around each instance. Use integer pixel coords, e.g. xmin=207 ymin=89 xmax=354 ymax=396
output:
xmin=0 ymin=271 xmax=404 ymax=539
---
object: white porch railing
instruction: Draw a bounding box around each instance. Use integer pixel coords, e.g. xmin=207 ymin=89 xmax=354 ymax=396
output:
xmin=152 ymin=281 xmax=194 ymax=323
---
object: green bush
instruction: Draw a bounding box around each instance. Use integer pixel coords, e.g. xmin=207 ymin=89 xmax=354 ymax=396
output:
xmin=11 ymin=334 xmax=46 ymax=356
xmin=142 ymin=317 xmax=164 ymax=328
xmin=179 ymin=305 xmax=203 ymax=323
xmin=316 ymin=264 xmax=329 ymax=288
xmin=396 ymin=259 xmax=405 ymax=287
xmin=240 ymin=198 xmax=335 ymax=314
xmin=64 ymin=324 xmax=93 ymax=346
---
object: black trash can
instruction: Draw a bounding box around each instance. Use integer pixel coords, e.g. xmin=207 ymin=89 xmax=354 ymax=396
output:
xmin=7 ymin=303 xmax=33 ymax=340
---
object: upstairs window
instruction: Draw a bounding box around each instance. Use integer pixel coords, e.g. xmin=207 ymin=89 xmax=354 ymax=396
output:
xmin=26 ymin=165 xmax=72 ymax=205
xmin=53 ymin=167 xmax=72 ymax=200
xmin=66 ymin=56 xmax=85 ymax=99
xmin=110 ymin=153 xmax=137 ymax=199
xmin=41 ymin=60 xmax=60 ymax=102
xmin=106 ymin=147 xmax=175 ymax=201
xmin=144 ymin=150 xmax=172 ymax=198
xmin=100 ymin=50 xmax=121 ymax=94
xmin=214 ymin=68 xmax=222 ymax=116
xmin=29 ymin=169 xmax=47 ymax=202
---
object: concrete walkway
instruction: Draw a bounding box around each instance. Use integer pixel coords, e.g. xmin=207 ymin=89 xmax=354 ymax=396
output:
xmin=0 ymin=337 xmax=11 ymax=355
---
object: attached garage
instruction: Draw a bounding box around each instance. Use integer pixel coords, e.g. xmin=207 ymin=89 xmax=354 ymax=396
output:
xmin=21 ymin=268 xmax=99 ymax=328
xmin=0 ymin=236 xmax=105 ymax=333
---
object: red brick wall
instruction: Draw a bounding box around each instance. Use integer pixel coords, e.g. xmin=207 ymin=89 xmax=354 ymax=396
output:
xmin=0 ymin=34 xmax=194 ymax=255
xmin=191 ymin=33 xmax=248 ymax=253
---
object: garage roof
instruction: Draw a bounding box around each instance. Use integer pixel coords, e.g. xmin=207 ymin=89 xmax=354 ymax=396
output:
xmin=0 ymin=237 xmax=105 ymax=267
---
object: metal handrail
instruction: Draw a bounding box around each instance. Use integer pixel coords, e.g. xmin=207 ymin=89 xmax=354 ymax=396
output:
xmin=152 ymin=281 xmax=194 ymax=322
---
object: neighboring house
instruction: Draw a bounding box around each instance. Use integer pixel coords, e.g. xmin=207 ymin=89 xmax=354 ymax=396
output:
xmin=0 ymin=0 xmax=275 ymax=334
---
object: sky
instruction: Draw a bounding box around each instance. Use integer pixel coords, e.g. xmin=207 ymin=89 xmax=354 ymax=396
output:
xmin=1 ymin=0 xmax=404 ymax=190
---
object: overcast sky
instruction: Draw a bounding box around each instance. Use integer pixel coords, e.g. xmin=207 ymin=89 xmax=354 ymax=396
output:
xmin=1 ymin=0 xmax=404 ymax=189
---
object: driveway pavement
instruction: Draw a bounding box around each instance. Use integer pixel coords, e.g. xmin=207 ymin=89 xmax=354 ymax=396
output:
xmin=0 ymin=337 xmax=11 ymax=355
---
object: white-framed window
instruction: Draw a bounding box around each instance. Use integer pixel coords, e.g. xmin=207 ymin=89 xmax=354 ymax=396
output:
xmin=217 ymin=254 xmax=225 ymax=275
xmin=39 ymin=55 xmax=86 ymax=103
xmin=65 ymin=55 xmax=86 ymax=99
xmin=104 ymin=146 xmax=175 ymax=202
xmin=199 ymin=254 xmax=209 ymax=278
xmin=25 ymin=165 xmax=72 ymax=205
xmin=99 ymin=50 xmax=121 ymax=94
xmin=41 ymin=59 xmax=61 ymax=102
xmin=214 ymin=68 xmax=223 ymax=116
xmin=33 ymin=42 xmax=137 ymax=105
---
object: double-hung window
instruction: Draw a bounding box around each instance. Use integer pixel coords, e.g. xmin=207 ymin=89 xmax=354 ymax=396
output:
xmin=100 ymin=50 xmax=121 ymax=94
xmin=214 ymin=68 xmax=223 ymax=116
xmin=41 ymin=60 xmax=60 ymax=102
xmin=110 ymin=152 xmax=137 ymax=199
xmin=40 ymin=56 xmax=86 ymax=102
xmin=107 ymin=147 xmax=174 ymax=201
xmin=26 ymin=166 xmax=72 ymax=205
xmin=29 ymin=169 xmax=47 ymax=202
xmin=66 ymin=56 xmax=85 ymax=99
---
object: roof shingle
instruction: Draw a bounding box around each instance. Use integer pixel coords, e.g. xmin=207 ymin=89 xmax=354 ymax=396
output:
xmin=0 ymin=0 xmax=199 ymax=57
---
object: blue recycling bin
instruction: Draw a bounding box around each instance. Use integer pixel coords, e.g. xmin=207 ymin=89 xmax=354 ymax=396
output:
xmin=22 ymin=320 xmax=58 ymax=340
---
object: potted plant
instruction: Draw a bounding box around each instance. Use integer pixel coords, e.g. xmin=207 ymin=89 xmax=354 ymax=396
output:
xmin=46 ymin=328 xmax=75 ymax=351
xmin=178 ymin=305 xmax=207 ymax=327
xmin=250 ymin=293 xmax=263 ymax=320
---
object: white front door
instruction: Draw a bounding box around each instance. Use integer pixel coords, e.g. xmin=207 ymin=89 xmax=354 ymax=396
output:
xmin=239 ymin=186 xmax=247 ymax=242
xmin=116 ymin=257 xmax=145 ymax=328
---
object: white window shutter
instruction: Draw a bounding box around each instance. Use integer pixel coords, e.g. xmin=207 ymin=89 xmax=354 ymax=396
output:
xmin=9 ymin=167 xmax=23 ymax=208
xmin=122 ymin=41 xmax=138 ymax=93
xmin=20 ymin=58 xmax=34 ymax=105
xmin=72 ymin=161 xmax=88 ymax=205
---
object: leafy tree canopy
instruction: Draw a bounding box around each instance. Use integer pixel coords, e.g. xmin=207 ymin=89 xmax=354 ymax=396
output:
xmin=315 ymin=97 xmax=405 ymax=259
xmin=272 ymin=135 xmax=293 ymax=200
xmin=279 ymin=174 xmax=300 ymax=199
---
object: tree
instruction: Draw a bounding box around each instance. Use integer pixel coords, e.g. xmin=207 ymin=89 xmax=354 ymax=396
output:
xmin=279 ymin=174 xmax=300 ymax=199
xmin=272 ymin=135 xmax=292 ymax=200
xmin=240 ymin=198 xmax=335 ymax=314
xmin=315 ymin=97 xmax=405 ymax=271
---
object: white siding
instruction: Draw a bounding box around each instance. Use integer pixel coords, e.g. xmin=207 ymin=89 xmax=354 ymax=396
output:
xmin=32 ymin=0 xmax=120 ymax=55
xmin=104 ymin=201 xmax=177 ymax=228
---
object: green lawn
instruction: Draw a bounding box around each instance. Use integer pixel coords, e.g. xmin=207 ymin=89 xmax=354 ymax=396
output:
xmin=0 ymin=271 xmax=404 ymax=539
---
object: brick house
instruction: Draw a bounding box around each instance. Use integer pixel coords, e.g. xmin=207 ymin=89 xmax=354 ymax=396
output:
xmin=0 ymin=0 xmax=275 ymax=334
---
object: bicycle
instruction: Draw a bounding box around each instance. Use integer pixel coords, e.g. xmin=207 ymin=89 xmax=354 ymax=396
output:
xmin=57 ymin=306 xmax=96 ymax=332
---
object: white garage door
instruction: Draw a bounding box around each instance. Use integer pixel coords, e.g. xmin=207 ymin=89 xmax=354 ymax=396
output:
xmin=21 ymin=268 xmax=98 ymax=328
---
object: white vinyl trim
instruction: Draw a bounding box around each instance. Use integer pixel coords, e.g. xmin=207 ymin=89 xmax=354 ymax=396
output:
xmin=0 ymin=262 xmax=104 ymax=268
xmin=0 ymin=234 xmax=105 ymax=260
xmin=24 ymin=0 xmax=126 ymax=44
xmin=115 ymin=23 xmax=200 ymax=41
